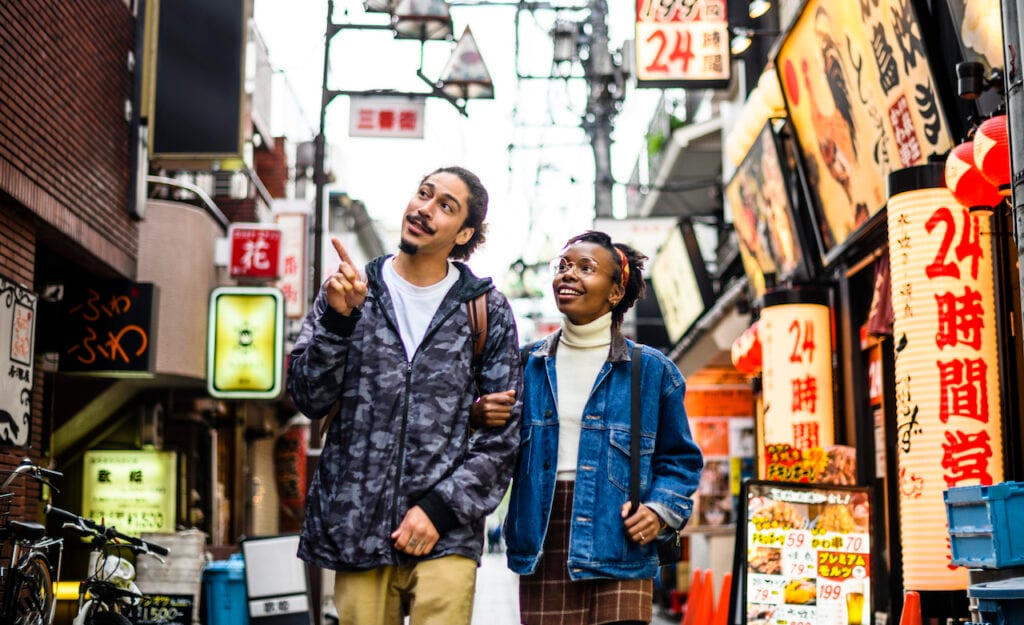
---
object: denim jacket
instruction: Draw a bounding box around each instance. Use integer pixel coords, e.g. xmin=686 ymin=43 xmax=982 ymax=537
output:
xmin=503 ymin=328 xmax=703 ymax=580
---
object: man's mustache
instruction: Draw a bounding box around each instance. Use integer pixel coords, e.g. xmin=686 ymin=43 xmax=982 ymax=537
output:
xmin=407 ymin=214 xmax=435 ymax=234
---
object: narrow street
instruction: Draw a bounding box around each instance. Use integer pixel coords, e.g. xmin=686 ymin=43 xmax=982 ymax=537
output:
xmin=471 ymin=552 xmax=679 ymax=625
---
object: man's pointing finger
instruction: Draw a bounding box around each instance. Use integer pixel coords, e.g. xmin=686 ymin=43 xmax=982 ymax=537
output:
xmin=331 ymin=236 xmax=356 ymax=266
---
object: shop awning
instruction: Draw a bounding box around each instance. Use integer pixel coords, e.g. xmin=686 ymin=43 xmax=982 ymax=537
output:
xmin=638 ymin=117 xmax=723 ymax=218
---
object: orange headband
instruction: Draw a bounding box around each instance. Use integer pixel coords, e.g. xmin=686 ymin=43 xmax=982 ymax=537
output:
xmin=614 ymin=247 xmax=629 ymax=287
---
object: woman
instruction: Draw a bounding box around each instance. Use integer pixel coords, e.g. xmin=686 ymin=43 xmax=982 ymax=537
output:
xmin=474 ymin=230 xmax=704 ymax=625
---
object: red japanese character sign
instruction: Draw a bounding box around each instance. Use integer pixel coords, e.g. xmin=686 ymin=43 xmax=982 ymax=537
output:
xmin=230 ymin=224 xmax=282 ymax=280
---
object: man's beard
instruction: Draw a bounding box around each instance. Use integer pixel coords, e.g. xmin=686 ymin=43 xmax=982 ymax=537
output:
xmin=399 ymin=238 xmax=419 ymax=255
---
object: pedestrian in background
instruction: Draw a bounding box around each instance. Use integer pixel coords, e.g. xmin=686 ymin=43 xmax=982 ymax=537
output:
xmin=288 ymin=166 xmax=523 ymax=625
xmin=474 ymin=230 xmax=703 ymax=625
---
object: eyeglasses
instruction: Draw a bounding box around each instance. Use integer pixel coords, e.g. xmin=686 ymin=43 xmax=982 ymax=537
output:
xmin=550 ymin=257 xmax=601 ymax=278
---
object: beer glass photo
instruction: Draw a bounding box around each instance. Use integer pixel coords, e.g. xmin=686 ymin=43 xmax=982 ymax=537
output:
xmin=846 ymin=581 xmax=865 ymax=625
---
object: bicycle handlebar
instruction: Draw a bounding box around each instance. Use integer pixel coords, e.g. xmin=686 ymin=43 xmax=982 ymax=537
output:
xmin=45 ymin=505 xmax=170 ymax=556
xmin=1 ymin=457 xmax=63 ymax=491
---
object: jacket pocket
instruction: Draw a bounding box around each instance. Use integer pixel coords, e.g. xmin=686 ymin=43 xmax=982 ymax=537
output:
xmin=607 ymin=427 xmax=655 ymax=493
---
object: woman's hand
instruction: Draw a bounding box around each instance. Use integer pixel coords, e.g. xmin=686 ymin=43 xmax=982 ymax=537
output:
xmin=470 ymin=390 xmax=516 ymax=428
xmin=621 ymin=502 xmax=665 ymax=545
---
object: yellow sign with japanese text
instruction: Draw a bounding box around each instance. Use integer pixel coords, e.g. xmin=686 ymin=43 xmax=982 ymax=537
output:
xmin=207 ymin=287 xmax=283 ymax=399
xmin=82 ymin=450 xmax=177 ymax=536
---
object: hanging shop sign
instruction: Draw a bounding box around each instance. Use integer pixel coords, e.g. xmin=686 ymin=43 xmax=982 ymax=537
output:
xmin=241 ymin=535 xmax=311 ymax=625
xmin=207 ymin=286 xmax=284 ymax=399
xmin=60 ymin=282 xmax=158 ymax=376
xmin=272 ymin=206 xmax=309 ymax=319
xmin=741 ymin=480 xmax=872 ymax=625
xmin=649 ymin=221 xmax=714 ymax=344
xmin=724 ymin=121 xmax=808 ymax=297
xmin=82 ymin=450 xmax=177 ymax=536
xmin=759 ymin=287 xmax=835 ymax=470
xmin=229 ymin=224 xmax=283 ymax=280
xmin=776 ymin=0 xmax=952 ymax=264
xmin=634 ymin=0 xmax=730 ymax=89
xmin=0 ymin=276 xmax=36 ymax=447
xmin=944 ymin=0 xmax=1004 ymax=73
xmin=886 ymin=163 xmax=1003 ymax=591
xmin=349 ymin=96 xmax=426 ymax=139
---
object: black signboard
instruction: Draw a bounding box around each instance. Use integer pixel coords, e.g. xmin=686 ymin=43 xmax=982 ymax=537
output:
xmin=60 ymin=282 xmax=158 ymax=374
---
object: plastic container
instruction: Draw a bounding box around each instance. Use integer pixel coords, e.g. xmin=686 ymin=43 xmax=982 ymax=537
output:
xmin=967 ymin=577 xmax=1024 ymax=625
xmin=945 ymin=482 xmax=1024 ymax=568
xmin=203 ymin=553 xmax=249 ymax=625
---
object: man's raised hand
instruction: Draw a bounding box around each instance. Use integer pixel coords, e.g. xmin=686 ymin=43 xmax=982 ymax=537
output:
xmin=327 ymin=237 xmax=368 ymax=316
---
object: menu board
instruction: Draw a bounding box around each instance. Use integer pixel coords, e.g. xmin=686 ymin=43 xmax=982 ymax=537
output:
xmin=742 ymin=480 xmax=872 ymax=625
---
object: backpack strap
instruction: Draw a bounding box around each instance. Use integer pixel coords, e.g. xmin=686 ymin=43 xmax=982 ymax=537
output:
xmin=467 ymin=293 xmax=488 ymax=377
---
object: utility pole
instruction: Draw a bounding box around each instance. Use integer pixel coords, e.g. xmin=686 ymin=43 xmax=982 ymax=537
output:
xmin=582 ymin=0 xmax=616 ymax=218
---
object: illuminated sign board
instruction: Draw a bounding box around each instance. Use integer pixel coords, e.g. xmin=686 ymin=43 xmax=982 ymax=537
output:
xmin=207 ymin=286 xmax=284 ymax=399
xmin=82 ymin=450 xmax=177 ymax=536
xmin=634 ymin=0 xmax=730 ymax=89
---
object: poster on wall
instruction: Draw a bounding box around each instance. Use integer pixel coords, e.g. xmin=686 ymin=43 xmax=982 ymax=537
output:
xmin=0 ymin=277 xmax=36 ymax=447
xmin=776 ymin=0 xmax=952 ymax=263
xmin=742 ymin=480 xmax=872 ymax=625
xmin=724 ymin=122 xmax=807 ymax=297
xmin=691 ymin=417 xmax=755 ymax=527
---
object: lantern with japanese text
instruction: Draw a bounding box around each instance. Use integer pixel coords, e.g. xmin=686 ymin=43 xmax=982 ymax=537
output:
xmin=887 ymin=163 xmax=1004 ymax=591
xmin=944 ymin=142 xmax=1002 ymax=211
xmin=974 ymin=114 xmax=1011 ymax=195
xmin=758 ymin=287 xmax=835 ymax=471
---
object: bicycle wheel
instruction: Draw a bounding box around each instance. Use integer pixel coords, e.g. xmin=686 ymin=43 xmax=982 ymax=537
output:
xmin=10 ymin=552 xmax=55 ymax=625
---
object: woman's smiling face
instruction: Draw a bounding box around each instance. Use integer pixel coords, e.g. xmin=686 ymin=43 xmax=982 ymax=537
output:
xmin=551 ymin=241 xmax=623 ymax=326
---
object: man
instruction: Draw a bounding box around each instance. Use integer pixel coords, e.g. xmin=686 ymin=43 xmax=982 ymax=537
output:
xmin=288 ymin=166 xmax=522 ymax=625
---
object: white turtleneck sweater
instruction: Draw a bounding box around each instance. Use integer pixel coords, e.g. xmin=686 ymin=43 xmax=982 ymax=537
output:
xmin=555 ymin=312 xmax=612 ymax=481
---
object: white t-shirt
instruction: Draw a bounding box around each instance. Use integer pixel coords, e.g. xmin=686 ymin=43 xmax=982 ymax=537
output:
xmin=382 ymin=257 xmax=460 ymax=360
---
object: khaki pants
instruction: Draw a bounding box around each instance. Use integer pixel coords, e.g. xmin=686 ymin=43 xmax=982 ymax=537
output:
xmin=333 ymin=555 xmax=477 ymax=625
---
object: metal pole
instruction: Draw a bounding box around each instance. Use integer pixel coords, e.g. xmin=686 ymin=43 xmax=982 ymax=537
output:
xmin=313 ymin=1 xmax=334 ymax=315
xmin=1005 ymin=0 xmax=1024 ymax=334
xmin=583 ymin=0 xmax=615 ymax=219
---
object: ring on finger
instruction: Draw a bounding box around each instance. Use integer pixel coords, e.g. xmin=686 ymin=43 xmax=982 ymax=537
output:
xmin=409 ymin=539 xmax=418 ymax=548
xmin=639 ymin=532 xmax=645 ymax=542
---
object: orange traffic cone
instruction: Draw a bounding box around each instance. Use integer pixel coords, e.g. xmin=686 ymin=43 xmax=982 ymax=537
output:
xmin=899 ymin=591 xmax=922 ymax=625
xmin=680 ymin=568 xmax=703 ymax=625
xmin=694 ymin=569 xmax=715 ymax=623
xmin=713 ymin=572 xmax=732 ymax=625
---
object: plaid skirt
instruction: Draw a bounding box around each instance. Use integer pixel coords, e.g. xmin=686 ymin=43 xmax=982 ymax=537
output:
xmin=518 ymin=481 xmax=653 ymax=625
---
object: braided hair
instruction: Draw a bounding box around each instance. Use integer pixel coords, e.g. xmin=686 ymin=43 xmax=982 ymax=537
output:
xmin=563 ymin=230 xmax=648 ymax=329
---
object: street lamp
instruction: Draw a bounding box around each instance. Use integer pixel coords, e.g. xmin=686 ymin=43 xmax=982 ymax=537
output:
xmin=392 ymin=0 xmax=454 ymax=40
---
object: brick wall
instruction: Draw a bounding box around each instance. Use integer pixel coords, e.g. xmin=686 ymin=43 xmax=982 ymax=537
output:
xmin=254 ymin=139 xmax=289 ymax=199
xmin=0 ymin=0 xmax=138 ymax=277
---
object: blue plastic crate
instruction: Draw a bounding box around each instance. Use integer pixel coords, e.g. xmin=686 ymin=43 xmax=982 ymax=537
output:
xmin=968 ymin=577 xmax=1024 ymax=625
xmin=203 ymin=554 xmax=250 ymax=625
xmin=945 ymin=482 xmax=1024 ymax=569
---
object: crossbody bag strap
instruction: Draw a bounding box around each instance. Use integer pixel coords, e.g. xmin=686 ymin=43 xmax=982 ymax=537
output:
xmin=629 ymin=343 xmax=642 ymax=516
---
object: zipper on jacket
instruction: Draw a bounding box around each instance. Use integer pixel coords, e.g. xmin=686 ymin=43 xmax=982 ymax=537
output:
xmin=391 ymin=361 xmax=414 ymax=537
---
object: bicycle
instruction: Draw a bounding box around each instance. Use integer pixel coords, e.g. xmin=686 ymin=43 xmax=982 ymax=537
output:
xmin=46 ymin=505 xmax=169 ymax=625
xmin=0 ymin=457 xmax=64 ymax=625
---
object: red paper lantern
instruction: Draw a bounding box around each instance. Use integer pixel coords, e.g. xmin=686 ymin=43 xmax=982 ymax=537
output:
xmin=945 ymin=141 xmax=1002 ymax=208
xmin=974 ymin=114 xmax=1012 ymax=194
xmin=730 ymin=321 xmax=762 ymax=374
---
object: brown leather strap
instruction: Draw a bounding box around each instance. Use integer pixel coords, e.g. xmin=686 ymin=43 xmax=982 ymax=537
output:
xmin=468 ymin=293 xmax=488 ymax=365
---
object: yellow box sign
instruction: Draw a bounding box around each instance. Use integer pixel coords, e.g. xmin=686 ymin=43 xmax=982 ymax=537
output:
xmin=82 ymin=450 xmax=177 ymax=536
xmin=207 ymin=286 xmax=284 ymax=399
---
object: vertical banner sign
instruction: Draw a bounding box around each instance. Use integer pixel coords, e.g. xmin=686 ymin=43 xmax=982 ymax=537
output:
xmin=887 ymin=164 xmax=1002 ymax=591
xmin=634 ymin=0 xmax=730 ymax=89
xmin=759 ymin=288 xmax=835 ymax=479
xmin=743 ymin=481 xmax=872 ymax=625
xmin=776 ymin=0 xmax=952 ymax=262
xmin=81 ymin=450 xmax=178 ymax=536
xmin=274 ymin=211 xmax=308 ymax=319
xmin=229 ymin=224 xmax=283 ymax=280
xmin=207 ymin=287 xmax=284 ymax=399
xmin=0 ymin=277 xmax=36 ymax=447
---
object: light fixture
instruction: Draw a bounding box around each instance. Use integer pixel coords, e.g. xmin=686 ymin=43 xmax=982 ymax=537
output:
xmin=748 ymin=0 xmax=771 ymax=19
xmin=436 ymin=27 xmax=494 ymax=101
xmin=729 ymin=27 xmax=780 ymax=56
xmin=392 ymin=0 xmax=453 ymax=41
